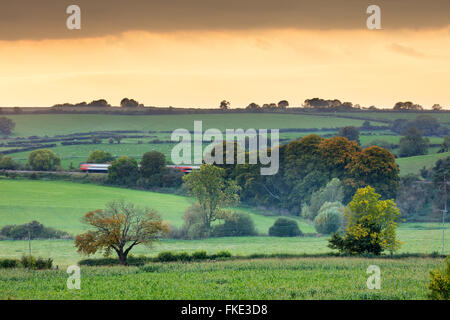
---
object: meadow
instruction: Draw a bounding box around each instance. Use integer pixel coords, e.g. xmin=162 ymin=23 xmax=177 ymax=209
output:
xmin=0 ymin=257 xmax=444 ymax=299
xmin=0 ymin=179 xmax=447 ymax=266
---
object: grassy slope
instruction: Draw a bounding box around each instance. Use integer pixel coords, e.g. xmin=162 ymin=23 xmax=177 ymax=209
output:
xmin=0 ymin=179 xmax=314 ymax=234
xmin=396 ymin=152 xmax=450 ymax=176
xmin=0 ymin=257 xmax=444 ymax=299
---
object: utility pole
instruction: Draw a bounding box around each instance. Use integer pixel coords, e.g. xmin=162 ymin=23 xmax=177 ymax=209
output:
xmin=443 ymin=173 xmax=447 ymax=255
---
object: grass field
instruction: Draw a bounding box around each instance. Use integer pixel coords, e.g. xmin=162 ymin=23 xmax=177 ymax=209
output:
xmin=0 ymin=179 xmax=447 ymax=266
xmin=6 ymin=114 xmax=380 ymax=137
xmin=0 ymin=179 xmax=315 ymax=235
xmin=396 ymin=152 xmax=450 ymax=176
xmin=0 ymin=257 xmax=444 ymax=299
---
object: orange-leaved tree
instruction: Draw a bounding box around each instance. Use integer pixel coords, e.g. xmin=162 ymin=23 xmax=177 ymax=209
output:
xmin=75 ymin=201 xmax=169 ymax=265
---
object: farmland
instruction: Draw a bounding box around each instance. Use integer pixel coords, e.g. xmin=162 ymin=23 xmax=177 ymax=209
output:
xmin=1 ymin=111 xmax=449 ymax=300
xmin=0 ymin=179 xmax=448 ymax=266
xmin=0 ymin=257 xmax=444 ymax=300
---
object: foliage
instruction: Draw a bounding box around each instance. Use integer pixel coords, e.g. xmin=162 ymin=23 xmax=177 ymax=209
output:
xmin=87 ymin=150 xmax=114 ymax=163
xmin=328 ymin=186 xmax=402 ymax=255
xmin=212 ymin=212 xmax=257 ymax=237
xmin=0 ymin=258 xmax=19 ymax=269
xmin=74 ymin=200 xmax=169 ymax=265
xmin=0 ymin=155 xmax=18 ymax=170
xmin=183 ymin=164 xmax=241 ymax=230
xmin=302 ymin=178 xmax=344 ymax=220
xmin=399 ymin=127 xmax=429 ymax=157
xmin=269 ymin=217 xmax=303 ymax=237
xmin=395 ymin=174 xmax=434 ymax=221
xmin=0 ymin=221 xmax=71 ymax=240
xmin=0 ymin=117 xmax=15 ymax=135
xmin=140 ymin=151 xmax=166 ymax=178
xmin=338 ymin=126 xmax=360 ymax=144
xmin=107 ymin=156 xmax=139 ymax=186
xmin=314 ymin=202 xmax=344 ymax=234
xmin=27 ymin=149 xmax=61 ymax=171
xmin=427 ymin=257 xmax=449 ymax=300
xmin=20 ymin=255 xmax=53 ymax=270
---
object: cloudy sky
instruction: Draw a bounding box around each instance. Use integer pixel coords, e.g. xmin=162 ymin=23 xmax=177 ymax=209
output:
xmin=0 ymin=0 xmax=449 ymax=108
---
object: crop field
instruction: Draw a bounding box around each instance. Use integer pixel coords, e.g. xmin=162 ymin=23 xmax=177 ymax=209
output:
xmin=0 ymin=257 xmax=444 ymax=300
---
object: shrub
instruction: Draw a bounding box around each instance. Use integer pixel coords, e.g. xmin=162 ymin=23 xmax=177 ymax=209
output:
xmin=212 ymin=212 xmax=257 ymax=237
xmin=20 ymin=255 xmax=53 ymax=270
xmin=313 ymin=202 xmax=344 ymax=234
xmin=107 ymin=156 xmax=139 ymax=186
xmin=269 ymin=218 xmax=303 ymax=237
xmin=191 ymin=251 xmax=208 ymax=260
xmin=27 ymin=149 xmax=61 ymax=171
xmin=0 ymin=221 xmax=71 ymax=240
xmin=0 ymin=258 xmax=20 ymax=269
xmin=0 ymin=156 xmax=17 ymax=170
xmin=428 ymin=257 xmax=450 ymax=300
xmin=87 ymin=150 xmax=114 ymax=163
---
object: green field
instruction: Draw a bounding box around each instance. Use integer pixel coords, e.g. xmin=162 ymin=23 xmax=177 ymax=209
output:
xmin=396 ymin=152 xmax=450 ymax=176
xmin=7 ymin=114 xmax=379 ymax=137
xmin=0 ymin=179 xmax=447 ymax=266
xmin=0 ymin=257 xmax=444 ymax=299
xmin=0 ymin=179 xmax=314 ymax=235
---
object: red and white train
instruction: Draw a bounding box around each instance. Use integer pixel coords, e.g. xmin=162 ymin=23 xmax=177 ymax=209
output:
xmin=80 ymin=163 xmax=199 ymax=174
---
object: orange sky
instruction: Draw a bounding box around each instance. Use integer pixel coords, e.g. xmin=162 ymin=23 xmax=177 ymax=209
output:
xmin=0 ymin=1 xmax=449 ymax=108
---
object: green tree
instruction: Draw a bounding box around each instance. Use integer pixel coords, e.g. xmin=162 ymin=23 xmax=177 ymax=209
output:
xmin=0 ymin=155 xmax=17 ymax=170
xmin=87 ymin=150 xmax=114 ymax=163
xmin=27 ymin=149 xmax=61 ymax=171
xmin=140 ymin=151 xmax=166 ymax=178
xmin=328 ymin=186 xmax=402 ymax=255
xmin=183 ymin=164 xmax=241 ymax=231
xmin=399 ymin=127 xmax=429 ymax=157
xmin=268 ymin=217 xmax=302 ymax=237
xmin=338 ymin=126 xmax=360 ymax=144
xmin=314 ymin=202 xmax=344 ymax=234
xmin=302 ymin=178 xmax=344 ymax=220
xmin=0 ymin=117 xmax=15 ymax=135
xmin=107 ymin=156 xmax=139 ymax=186
xmin=438 ymin=136 xmax=450 ymax=153
xmin=428 ymin=256 xmax=450 ymax=300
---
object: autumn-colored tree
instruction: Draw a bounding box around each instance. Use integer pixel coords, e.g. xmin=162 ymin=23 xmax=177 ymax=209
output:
xmin=347 ymin=146 xmax=399 ymax=200
xmin=75 ymin=201 xmax=169 ymax=265
xmin=329 ymin=186 xmax=402 ymax=255
xmin=318 ymin=136 xmax=360 ymax=177
xmin=183 ymin=164 xmax=240 ymax=231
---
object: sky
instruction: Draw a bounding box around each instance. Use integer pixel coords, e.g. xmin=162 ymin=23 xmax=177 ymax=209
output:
xmin=0 ymin=0 xmax=449 ymax=108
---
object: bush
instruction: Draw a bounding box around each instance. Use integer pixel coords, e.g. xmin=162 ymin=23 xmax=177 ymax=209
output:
xmin=191 ymin=251 xmax=208 ymax=260
xmin=20 ymin=255 xmax=53 ymax=270
xmin=0 ymin=221 xmax=71 ymax=240
xmin=313 ymin=202 xmax=344 ymax=234
xmin=269 ymin=218 xmax=303 ymax=237
xmin=87 ymin=150 xmax=114 ymax=163
xmin=428 ymin=257 xmax=450 ymax=300
xmin=0 ymin=258 xmax=20 ymax=269
xmin=107 ymin=156 xmax=139 ymax=186
xmin=0 ymin=156 xmax=18 ymax=170
xmin=212 ymin=212 xmax=257 ymax=237
xmin=27 ymin=149 xmax=61 ymax=171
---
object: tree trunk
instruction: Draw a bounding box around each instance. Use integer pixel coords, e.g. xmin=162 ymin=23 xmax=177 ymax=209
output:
xmin=118 ymin=250 xmax=127 ymax=266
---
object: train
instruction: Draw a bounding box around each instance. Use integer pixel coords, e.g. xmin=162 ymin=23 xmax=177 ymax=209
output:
xmin=80 ymin=163 xmax=200 ymax=174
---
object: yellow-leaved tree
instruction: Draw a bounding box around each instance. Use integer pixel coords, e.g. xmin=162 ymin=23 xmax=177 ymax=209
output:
xmin=329 ymin=186 xmax=402 ymax=255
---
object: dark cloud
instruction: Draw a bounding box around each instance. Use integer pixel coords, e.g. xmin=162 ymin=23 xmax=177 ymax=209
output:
xmin=1 ymin=0 xmax=450 ymax=40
